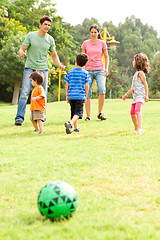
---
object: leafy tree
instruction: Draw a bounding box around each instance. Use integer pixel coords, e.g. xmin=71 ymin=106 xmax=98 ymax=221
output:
xmin=149 ymin=52 xmax=160 ymax=94
xmin=115 ymin=15 xmax=160 ymax=76
xmin=0 ymin=13 xmax=26 ymax=49
xmin=106 ymin=59 xmax=130 ymax=98
xmin=0 ymin=31 xmax=26 ymax=104
xmin=72 ymin=18 xmax=101 ymax=51
xmin=3 ymin=0 xmax=73 ymax=51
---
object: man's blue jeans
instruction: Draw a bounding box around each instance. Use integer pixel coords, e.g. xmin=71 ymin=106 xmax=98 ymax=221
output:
xmin=15 ymin=68 xmax=48 ymax=122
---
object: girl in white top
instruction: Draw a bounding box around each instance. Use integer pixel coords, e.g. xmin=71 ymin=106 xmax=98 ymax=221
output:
xmin=122 ymin=53 xmax=150 ymax=135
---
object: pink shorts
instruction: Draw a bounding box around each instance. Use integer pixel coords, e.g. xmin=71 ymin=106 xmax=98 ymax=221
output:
xmin=130 ymin=102 xmax=143 ymax=116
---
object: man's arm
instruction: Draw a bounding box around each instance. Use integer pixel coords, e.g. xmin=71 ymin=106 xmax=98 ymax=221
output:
xmin=18 ymin=45 xmax=28 ymax=58
xmin=50 ymin=51 xmax=65 ymax=71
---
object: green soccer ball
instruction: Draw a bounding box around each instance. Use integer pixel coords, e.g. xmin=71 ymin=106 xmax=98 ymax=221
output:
xmin=37 ymin=180 xmax=78 ymax=220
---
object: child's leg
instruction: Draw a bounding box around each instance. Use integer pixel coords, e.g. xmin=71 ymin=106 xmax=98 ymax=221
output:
xmin=131 ymin=116 xmax=138 ymax=130
xmin=70 ymin=115 xmax=79 ymax=129
xmin=135 ymin=102 xmax=143 ymax=133
xmin=130 ymin=104 xmax=138 ymax=130
xmin=136 ymin=112 xmax=142 ymax=130
xmin=37 ymin=119 xmax=44 ymax=133
xmin=32 ymin=120 xmax=39 ymax=131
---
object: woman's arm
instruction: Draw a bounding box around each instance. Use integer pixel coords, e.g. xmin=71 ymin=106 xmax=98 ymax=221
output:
xmin=103 ymin=49 xmax=109 ymax=77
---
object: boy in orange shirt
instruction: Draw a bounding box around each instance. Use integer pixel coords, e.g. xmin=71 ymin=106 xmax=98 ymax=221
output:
xmin=29 ymin=70 xmax=45 ymax=134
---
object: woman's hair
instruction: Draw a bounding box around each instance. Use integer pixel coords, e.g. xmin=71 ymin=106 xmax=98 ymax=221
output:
xmin=133 ymin=53 xmax=150 ymax=74
xmin=90 ymin=24 xmax=102 ymax=39
xmin=29 ymin=70 xmax=44 ymax=85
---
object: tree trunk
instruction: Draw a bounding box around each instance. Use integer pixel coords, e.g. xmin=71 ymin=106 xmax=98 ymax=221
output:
xmin=109 ymin=89 xmax=112 ymax=99
xmin=12 ymin=79 xmax=21 ymax=105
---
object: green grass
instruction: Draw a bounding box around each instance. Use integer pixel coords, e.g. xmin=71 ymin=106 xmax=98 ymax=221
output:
xmin=0 ymin=99 xmax=160 ymax=240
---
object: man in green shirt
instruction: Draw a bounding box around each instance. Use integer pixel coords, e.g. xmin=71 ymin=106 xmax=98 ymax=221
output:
xmin=15 ymin=15 xmax=65 ymax=126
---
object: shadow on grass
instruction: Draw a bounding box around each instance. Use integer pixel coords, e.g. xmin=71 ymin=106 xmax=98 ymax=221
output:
xmin=19 ymin=214 xmax=69 ymax=225
xmin=0 ymin=129 xmax=131 ymax=140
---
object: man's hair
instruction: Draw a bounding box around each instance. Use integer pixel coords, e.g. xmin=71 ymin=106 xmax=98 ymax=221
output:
xmin=76 ymin=53 xmax=89 ymax=67
xmin=40 ymin=16 xmax=52 ymax=25
xmin=29 ymin=70 xmax=44 ymax=85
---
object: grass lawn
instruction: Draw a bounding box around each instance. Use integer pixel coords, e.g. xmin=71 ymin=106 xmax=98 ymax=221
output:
xmin=0 ymin=99 xmax=160 ymax=240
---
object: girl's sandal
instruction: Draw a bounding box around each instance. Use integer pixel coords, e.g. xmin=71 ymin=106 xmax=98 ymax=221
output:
xmin=97 ymin=113 xmax=106 ymax=120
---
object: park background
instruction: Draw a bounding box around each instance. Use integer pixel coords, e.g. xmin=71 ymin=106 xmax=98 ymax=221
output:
xmin=0 ymin=0 xmax=160 ymax=104
xmin=1 ymin=1 xmax=160 ymax=239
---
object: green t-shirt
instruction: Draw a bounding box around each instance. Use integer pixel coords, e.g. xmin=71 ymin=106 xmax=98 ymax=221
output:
xmin=23 ymin=31 xmax=55 ymax=70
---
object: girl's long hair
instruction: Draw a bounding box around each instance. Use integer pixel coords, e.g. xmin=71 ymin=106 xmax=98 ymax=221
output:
xmin=133 ymin=53 xmax=150 ymax=74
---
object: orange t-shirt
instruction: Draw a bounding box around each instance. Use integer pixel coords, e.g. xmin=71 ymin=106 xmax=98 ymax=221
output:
xmin=30 ymin=85 xmax=45 ymax=112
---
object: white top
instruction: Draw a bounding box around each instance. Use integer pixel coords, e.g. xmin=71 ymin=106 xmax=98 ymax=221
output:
xmin=132 ymin=71 xmax=145 ymax=104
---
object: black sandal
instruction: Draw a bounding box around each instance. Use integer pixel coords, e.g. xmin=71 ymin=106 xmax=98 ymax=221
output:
xmin=97 ymin=113 xmax=106 ymax=120
xmin=85 ymin=117 xmax=91 ymax=121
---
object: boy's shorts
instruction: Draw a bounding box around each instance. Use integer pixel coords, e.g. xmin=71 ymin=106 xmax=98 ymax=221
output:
xmin=70 ymin=100 xmax=84 ymax=119
xmin=30 ymin=110 xmax=45 ymax=122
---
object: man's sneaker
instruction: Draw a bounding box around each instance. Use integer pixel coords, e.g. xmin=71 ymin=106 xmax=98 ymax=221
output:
xmin=64 ymin=122 xmax=72 ymax=134
xmin=15 ymin=120 xmax=22 ymax=126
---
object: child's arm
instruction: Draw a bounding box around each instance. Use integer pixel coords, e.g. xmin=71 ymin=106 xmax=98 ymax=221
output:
xmin=31 ymin=87 xmax=45 ymax=102
xmin=122 ymin=88 xmax=133 ymax=100
xmin=31 ymin=96 xmax=44 ymax=102
xmin=138 ymin=71 xmax=149 ymax=102
xmin=84 ymin=83 xmax=89 ymax=102
xmin=65 ymin=83 xmax=69 ymax=103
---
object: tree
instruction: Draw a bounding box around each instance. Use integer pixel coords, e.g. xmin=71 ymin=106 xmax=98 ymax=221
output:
xmin=149 ymin=52 xmax=160 ymax=94
xmin=0 ymin=13 xmax=26 ymax=49
xmin=3 ymin=0 xmax=73 ymax=51
xmin=0 ymin=31 xmax=26 ymax=104
xmin=72 ymin=18 xmax=101 ymax=51
xmin=106 ymin=59 xmax=130 ymax=98
xmin=115 ymin=15 xmax=160 ymax=76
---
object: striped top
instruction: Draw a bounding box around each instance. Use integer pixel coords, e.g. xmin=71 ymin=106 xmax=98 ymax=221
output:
xmin=132 ymin=71 xmax=145 ymax=104
xmin=64 ymin=68 xmax=91 ymax=100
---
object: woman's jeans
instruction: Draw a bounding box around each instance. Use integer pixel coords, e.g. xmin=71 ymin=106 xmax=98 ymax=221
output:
xmin=87 ymin=70 xmax=106 ymax=98
xmin=15 ymin=68 xmax=48 ymax=122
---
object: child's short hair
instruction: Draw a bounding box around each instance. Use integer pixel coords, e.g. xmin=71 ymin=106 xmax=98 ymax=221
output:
xmin=133 ymin=53 xmax=150 ymax=74
xmin=29 ymin=70 xmax=44 ymax=85
xmin=40 ymin=16 xmax=52 ymax=24
xmin=76 ymin=53 xmax=89 ymax=67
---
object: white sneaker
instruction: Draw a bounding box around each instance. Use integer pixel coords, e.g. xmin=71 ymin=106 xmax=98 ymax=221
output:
xmin=136 ymin=129 xmax=145 ymax=135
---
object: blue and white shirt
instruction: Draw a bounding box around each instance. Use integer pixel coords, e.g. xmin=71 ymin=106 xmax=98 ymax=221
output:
xmin=64 ymin=68 xmax=91 ymax=100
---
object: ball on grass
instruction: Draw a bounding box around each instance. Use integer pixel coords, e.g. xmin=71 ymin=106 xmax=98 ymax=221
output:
xmin=37 ymin=180 xmax=78 ymax=221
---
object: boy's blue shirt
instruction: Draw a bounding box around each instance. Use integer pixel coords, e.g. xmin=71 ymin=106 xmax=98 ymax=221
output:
xmin=64 ymin=67 xmax=91 ymax=100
